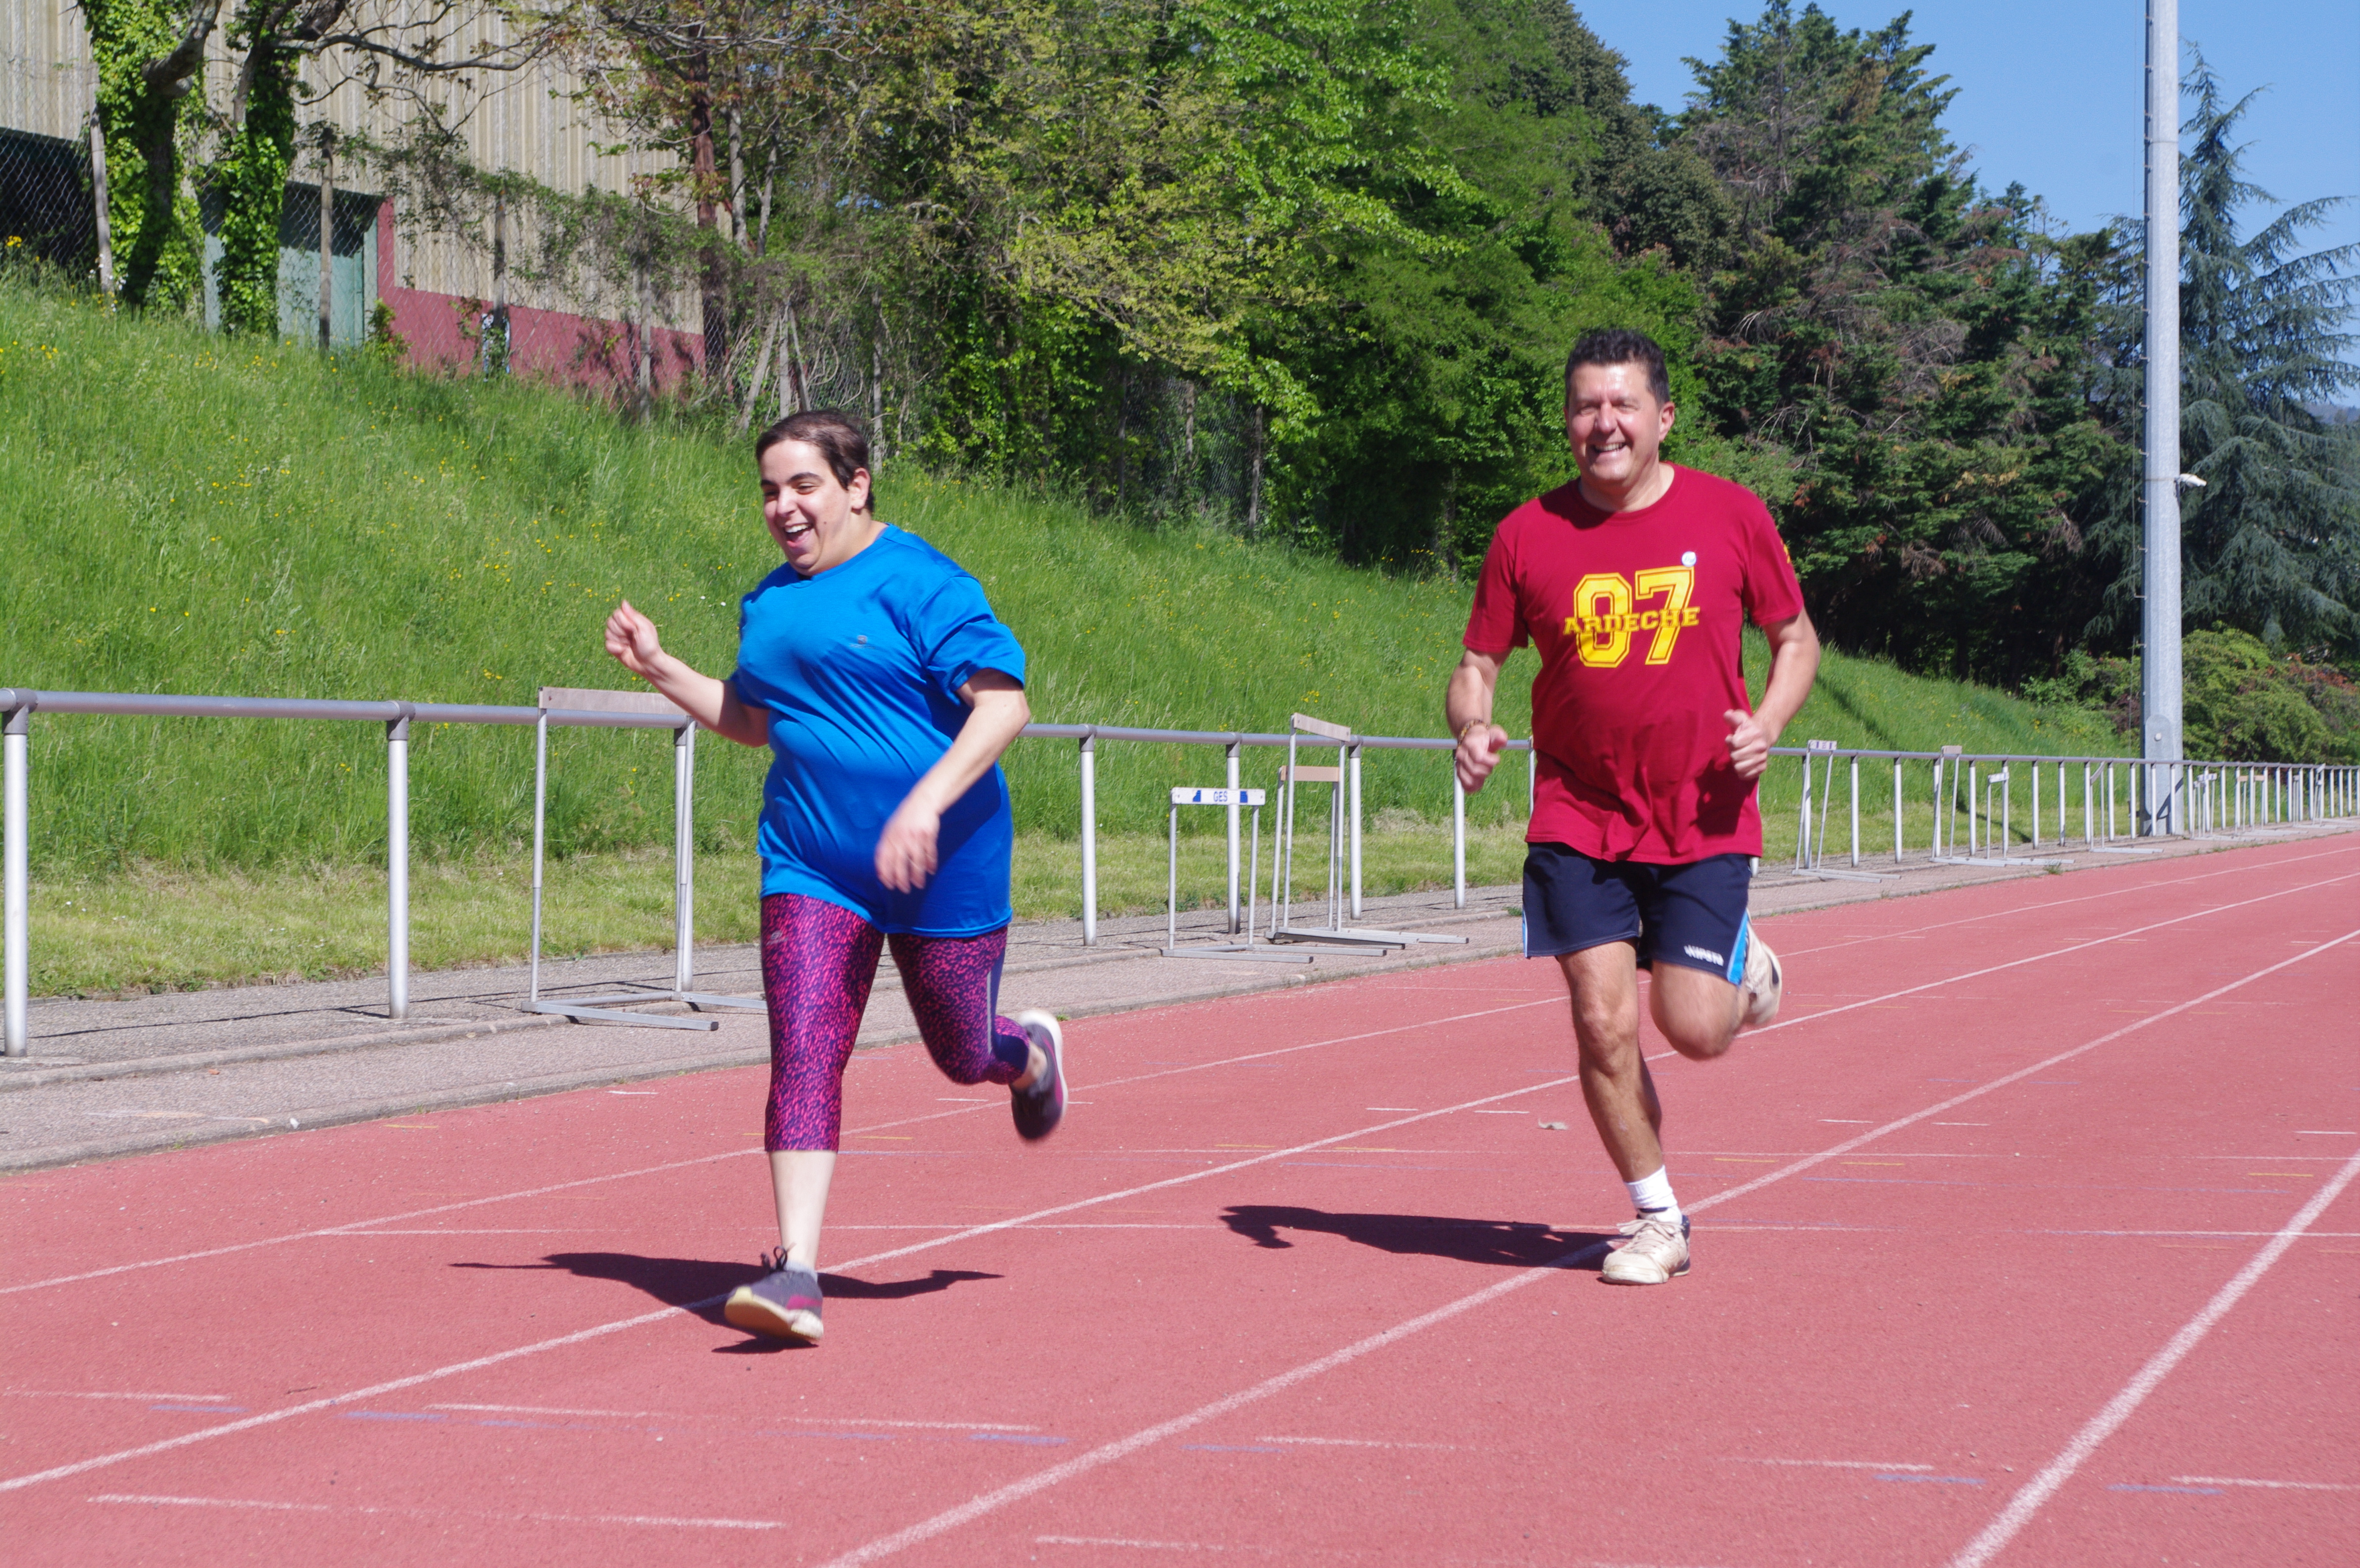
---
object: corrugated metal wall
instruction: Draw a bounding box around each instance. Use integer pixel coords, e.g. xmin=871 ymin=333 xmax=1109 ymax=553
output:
xmin=2 ymin=0 xmax=692 ymax=351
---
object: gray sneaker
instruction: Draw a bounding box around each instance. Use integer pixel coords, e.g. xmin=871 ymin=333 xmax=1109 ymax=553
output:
xmin=1740 ymin=927 xmax=1782 ymax=1028
xmin=1601 ymin=1210 xmax=1691 ymax=1285
xmin=1011 ymin=1010 xmax=1067 ymax=1141
xmin=724 ymin=1249 xmax=823 ymax=1342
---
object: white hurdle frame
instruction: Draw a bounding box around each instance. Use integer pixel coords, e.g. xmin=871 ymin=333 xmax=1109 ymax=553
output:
xmin=1163 ymin=787 xmax=1305 ymax=962
xmin=524 ymin=687 xmax=763 ymax=1030
xmin=1269 ymin=713 xmax=1464 ymax=951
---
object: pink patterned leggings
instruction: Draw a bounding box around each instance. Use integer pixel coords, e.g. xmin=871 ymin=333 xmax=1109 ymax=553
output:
xmin=760 ymin=892 xmax=1032 ymax=1152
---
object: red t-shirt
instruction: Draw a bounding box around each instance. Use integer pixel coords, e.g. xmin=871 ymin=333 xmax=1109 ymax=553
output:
xmin=1463 ymin=466 xmax=1805 ymax=863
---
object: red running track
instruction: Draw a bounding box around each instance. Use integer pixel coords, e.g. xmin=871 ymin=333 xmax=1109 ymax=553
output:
xmin=3 ymin=837 xmax=2356 ymax=1567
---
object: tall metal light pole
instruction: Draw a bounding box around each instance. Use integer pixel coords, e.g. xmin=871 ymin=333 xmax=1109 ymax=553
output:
xmin=2140 ymin=0 xmax=2182 ymax=832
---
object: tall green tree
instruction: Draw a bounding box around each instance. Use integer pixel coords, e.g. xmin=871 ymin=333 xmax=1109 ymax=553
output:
xmin=2170 ymin=59 xmax=2360 ymax=652
xmin=1671 ymin=2 xmax=2122 ymax=684
xmin=1284 ymin=0 xmax=1709 ymax=569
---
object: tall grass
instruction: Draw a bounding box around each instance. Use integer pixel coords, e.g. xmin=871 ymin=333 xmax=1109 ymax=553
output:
xmin=3 ymin=278 xmax=2127 ymax=892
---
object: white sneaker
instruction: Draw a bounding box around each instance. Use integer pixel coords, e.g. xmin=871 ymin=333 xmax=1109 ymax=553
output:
xmin=1601 ymin=1210 xmax=1691 ymax=1285
xmin=1740 ymin=927 xmax=1782 ymax=1028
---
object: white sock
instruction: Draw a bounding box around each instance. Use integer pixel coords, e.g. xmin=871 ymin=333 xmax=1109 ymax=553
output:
xmin=1626 ymin=1165 xmax=1680 ymax=1218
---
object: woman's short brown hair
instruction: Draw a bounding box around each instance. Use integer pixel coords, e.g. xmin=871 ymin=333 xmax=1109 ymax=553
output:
xmin=755 ymin=409 xmax=873 ymax=506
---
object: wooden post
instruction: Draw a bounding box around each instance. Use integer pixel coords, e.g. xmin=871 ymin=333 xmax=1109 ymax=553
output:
xmin=1246 ymin=405 xmax=1265 ymax=533
xmin=317 ymin=125 xmax=334 ymax=351
xmin=634 ymin=255 xmax=656 ymax=413
xmin=870 ymin=313 xmax=884 ymax=470
xmin=780 ymin=295 xmax=804 ymax=418
xmin=488 ymin=191 xmax=508 ymax=374
xmin=88 ymin=103 xmax=115 ymax=302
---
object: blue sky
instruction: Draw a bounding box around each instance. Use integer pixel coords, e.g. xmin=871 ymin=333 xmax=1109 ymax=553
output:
xmin=1579 ymin=1 xmax=2360 ymax=262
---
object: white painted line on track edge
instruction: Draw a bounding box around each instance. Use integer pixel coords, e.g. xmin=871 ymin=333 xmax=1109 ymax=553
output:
xmin=1948 ymin=1141 xmax=2360 ymax=1568
xmin=806 ymin=921 xmax=2360 ymax=1568
xmin=9 ymin=911 xmax=2350 ymax=1516
xmin=0 ymin=1073 xmax=1584 ymax=1498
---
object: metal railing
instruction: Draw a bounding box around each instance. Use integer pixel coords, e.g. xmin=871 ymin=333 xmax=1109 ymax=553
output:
xmin=1781 ymin=741 xmax=2355 ymax=876
xmin=4 ymin=685 xmax=2354 ymax=1055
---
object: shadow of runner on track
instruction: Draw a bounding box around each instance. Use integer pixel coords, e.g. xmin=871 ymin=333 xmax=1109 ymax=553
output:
xmin=1222 ymin=1206 xmax=1613 ymax=1270
xmin=452 ymin=1253 xmax=1003 ymax=1342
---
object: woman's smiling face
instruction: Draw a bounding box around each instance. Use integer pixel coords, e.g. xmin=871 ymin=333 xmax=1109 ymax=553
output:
xmin=759 ymin=438 xmax=875 ymax=575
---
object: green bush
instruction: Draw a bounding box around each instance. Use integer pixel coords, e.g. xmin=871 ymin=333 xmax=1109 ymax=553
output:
xmin=2184 ymin=627 xmax=2360 ymax=762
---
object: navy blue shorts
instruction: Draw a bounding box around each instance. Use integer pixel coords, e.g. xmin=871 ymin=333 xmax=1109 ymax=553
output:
xmin=1520 ymin=843 xmax=1754 ymax=984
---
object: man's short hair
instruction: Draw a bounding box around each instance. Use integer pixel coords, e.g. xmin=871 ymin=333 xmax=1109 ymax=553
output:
xmin=1564 ymin=328 xmax=1671 ymax=407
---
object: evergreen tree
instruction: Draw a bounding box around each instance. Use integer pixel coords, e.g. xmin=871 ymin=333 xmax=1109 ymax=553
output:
xmin=1670 ymin=3 xmax=2121 ymax=684
xmin=2171 ymin=57 xmax=2360 ymax=653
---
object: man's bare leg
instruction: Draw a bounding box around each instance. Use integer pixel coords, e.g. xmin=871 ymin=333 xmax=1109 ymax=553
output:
xmin=1559 ymin=943 xmax=1662 ymax=1181
xmin=1649 ymin=964 xmax=1744 ymax=1060
xmin=1560 ymin=943 xmax=1755 ymax=1285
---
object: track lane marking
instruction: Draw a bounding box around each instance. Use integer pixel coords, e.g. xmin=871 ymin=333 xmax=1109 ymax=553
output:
xmin=14 ymin=866 xmax=2345 ymax=1300
xmin=0 ymin=1073 xmax=1590 ymax=1497
xmin=5 ymin=905 xmax=2349 ymax=1507
xmin=2171 ymin=1475 xmax=2358 ymax=1492
xmin=809 ymin=922 xmax=2360 ymax=1568
xmin=1773 ymin=839 xmax=2359 ymax=960
xmin=1751 ymin=872 xmax=2357 ymax=1040
xmin=1706 ymin=926 xmax=2359 ymax=1209
xmin=0 ymin=999 xmax=1563 ymax=1299
xmin=1949 ymin=1139 xmax=2360 ymax=1567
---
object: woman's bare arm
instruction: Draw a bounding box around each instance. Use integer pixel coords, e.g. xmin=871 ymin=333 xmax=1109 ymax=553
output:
xmin=602 ymin=600 xmax=768 ymax=748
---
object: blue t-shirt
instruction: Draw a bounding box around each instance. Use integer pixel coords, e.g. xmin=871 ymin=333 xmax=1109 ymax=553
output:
xmin=729 ymin=525 xmax=1027 ymax=936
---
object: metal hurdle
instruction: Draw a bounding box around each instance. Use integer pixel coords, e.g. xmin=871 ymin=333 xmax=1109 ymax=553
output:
xmin=1162 ymin=787 xmax=1305 ymax=962
xmin=1269 ymin=714 xmax=1465 ymax=952
xmin=523 ymin=687 xmax=762 ymax=1030
xmin=1792 ymin=739 xmax=1892 ymax=883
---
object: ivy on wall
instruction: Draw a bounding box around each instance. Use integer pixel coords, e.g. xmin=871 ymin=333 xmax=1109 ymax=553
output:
xmin=213 ymin=15 xmax=297 ymax=334
xmin=82 ymin=0 xmax=207 ymax=313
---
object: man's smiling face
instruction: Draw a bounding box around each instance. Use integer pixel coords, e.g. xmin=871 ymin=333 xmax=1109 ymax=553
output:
xmin=1565 ymin=360 xmax=1675 ymax=501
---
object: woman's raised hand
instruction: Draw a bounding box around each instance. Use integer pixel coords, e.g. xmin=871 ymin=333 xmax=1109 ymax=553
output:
xmin=604 ymin=600 xmax=664 ymax=678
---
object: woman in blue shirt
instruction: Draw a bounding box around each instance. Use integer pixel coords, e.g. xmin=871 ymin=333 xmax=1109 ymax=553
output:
xmin=603 ymin=409 xmax=1063 ymax=1344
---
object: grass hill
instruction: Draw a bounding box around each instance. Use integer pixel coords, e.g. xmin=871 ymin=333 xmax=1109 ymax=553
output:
xmin=1 ymin=282 xmax=2128 ymax=992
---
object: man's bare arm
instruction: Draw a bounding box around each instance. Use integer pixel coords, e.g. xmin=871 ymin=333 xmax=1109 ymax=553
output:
xmin=1447 ymin=649 xmax=1509 ymax=793
xmin=1723 ymin=611 xmax=1821 ymax=778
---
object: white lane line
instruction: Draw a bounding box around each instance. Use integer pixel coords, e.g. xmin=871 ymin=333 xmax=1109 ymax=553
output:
xmin=1751 ymin=873 xmax=2358 ymax=1040
xmin=1256 ymin=1435 xmax=1459 ymax=1451
xmin=1722 ymin=1458 xmax=1936 ymax=1472
xmin=811 ymin=1237 xmax=1621 ymax=1568
xmin=87 ymin=1493 xmax=783 ymax=1529
xmin=791 ymin=1418 xmax=1042 ymax=1432
xmin=1776 ymin=841 xmax=2360 ymax=960
xmin=427 ymin=1403 xmax=660 ymax=1418
xmin=810 ymin=924 xmax=2360 ymax=1568
xmin=1948 ymin=1141 xmax=2360 ymax=1568
xmin=1710 ymin=927 xmax=2360 ymax=1213
xmin=2171 ymin=1475 xmax=2359 ymax=1492
xmin=0 ymin=1076 xmax=1584 ymax=1498
xmin=1036 ymin=1538 xmax=1271 ymax=1554
xmin=10 ymin=915 xmax=2347 ymax=1509
xmin=1 ymin=1000 xmax=1561 ymax=1299
xmin=19 ymin=870 xmax=2339 ymax=1301
xmin=0 ymin=1147 xmax=757 ymax=1299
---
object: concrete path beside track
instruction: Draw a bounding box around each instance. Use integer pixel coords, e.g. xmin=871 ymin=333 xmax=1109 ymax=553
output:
xmin=2 ymin=825 xmax=2349 ymax=1172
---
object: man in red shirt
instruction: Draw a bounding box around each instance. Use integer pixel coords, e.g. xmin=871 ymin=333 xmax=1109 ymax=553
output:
xmin=1448 ymin=327 xmax=1821 ymax=1285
